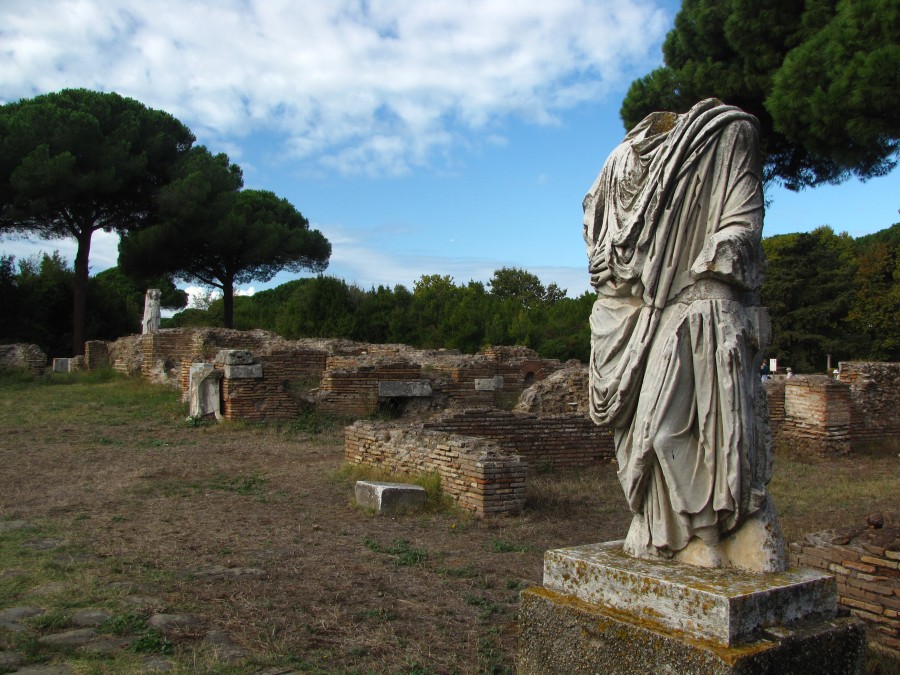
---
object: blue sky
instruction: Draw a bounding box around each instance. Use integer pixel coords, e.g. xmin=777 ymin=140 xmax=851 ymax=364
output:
xmin=2 ymin=0 xmax=897 ymax=302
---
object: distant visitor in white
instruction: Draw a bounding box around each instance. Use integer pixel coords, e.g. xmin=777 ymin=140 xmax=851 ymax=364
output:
xmin=584 ymin=98 xmax=787 ymax=571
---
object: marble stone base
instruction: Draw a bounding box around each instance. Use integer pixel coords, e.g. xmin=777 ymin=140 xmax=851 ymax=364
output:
xmin=518 ymin=587 xmax=865 ymax=675
xmin=544 ymin=541 xmax=835 ymax=646
xmin=518 ymin=541 xmax=865 ymax=674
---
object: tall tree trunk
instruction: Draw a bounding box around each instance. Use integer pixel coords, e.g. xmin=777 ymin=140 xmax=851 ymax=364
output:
xmin=72 ymin=227 xmax=93 ymax=356
xmin=223 ymin=275 xmax=234 ymax=329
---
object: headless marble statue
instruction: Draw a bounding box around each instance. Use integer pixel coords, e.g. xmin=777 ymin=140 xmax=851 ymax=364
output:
xmin=584 ymin=99 xmax=787 ymax=572
xmin=142 ymin=288 xmax=161 ymax=334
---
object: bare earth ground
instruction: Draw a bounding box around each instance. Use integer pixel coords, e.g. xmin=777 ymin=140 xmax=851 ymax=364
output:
xmin=0 ymin=372 xmax=898 ymax=674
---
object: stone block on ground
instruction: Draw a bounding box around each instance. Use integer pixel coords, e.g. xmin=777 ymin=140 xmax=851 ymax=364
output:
xmin=146 ymin=613 xmax=202 ymax=633
xmin=52 ymin=358 xmax=74 ymax=373
xmin=0 ymin=651 xmax=24 ymax=670
xmin=70 ymin=609 xmax=112 ymax=627
xmin=355 ymin=481 xmax=427 ymax=515
xmin=0 ymin=606 xmax=45 ymax=631
xmin=204 ymin=628 xmax=251 ymax=661
xmin=37 ymin=628 xmax=98 ymax=647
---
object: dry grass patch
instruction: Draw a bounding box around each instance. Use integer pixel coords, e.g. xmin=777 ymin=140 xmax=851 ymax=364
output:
xmin=0 ymin=371 xmax=897 ymax=673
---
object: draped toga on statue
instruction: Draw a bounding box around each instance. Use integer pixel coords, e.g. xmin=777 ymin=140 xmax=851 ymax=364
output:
xmin=584 ymin=98 xmax=786 ymax=571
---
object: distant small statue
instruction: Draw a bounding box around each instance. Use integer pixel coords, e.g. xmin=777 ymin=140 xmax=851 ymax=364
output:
xmin=142 ymin=288 xmax=161 ymax=334
xmin=584 ymin=99 xmax=786 ymax=572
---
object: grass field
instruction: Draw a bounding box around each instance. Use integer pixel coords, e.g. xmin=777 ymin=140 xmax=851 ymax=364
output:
xmin=0 ymin=370 xmax=897 ymax=673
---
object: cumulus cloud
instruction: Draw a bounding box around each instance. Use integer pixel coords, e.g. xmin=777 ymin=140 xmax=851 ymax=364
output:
xmin=0 ymin=0 xmax=668 ymax=175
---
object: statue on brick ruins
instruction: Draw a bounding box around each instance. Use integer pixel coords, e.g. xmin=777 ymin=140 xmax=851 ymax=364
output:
xmin=142 ymin=288 xmax=161 ymax=334
xmin=584 ymin=98 xmax=787 ymax=572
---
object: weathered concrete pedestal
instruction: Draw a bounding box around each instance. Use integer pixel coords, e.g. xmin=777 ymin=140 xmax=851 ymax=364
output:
xmin=517 ymin=541 xmax=865 ymax=674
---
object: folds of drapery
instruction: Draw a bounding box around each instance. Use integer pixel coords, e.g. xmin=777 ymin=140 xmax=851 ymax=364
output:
xmin=584 ymin=98 xmax=768 ymax=553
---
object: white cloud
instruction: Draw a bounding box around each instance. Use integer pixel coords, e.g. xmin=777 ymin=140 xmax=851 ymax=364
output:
xmin=0 ymin=0 xmax=669 ymax=175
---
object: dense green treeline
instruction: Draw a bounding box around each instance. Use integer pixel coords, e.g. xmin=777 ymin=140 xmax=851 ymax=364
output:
xmin=0 ymin=252 xmax=186 ymax=357
xmin=165 ymin=225 xmax=900 ymax=370
xmin=3 ymin=224 xmax=898 ymax=369
xmin=166 ymin=269 xmax=596 ymax=363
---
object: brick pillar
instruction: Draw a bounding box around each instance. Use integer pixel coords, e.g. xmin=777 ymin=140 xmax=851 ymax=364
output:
xmin=782 ymin=375 xmax=851 ymax=455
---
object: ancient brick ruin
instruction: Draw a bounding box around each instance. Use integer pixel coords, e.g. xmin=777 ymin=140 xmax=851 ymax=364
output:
xmin=839 ymin=362 xmax=900 ymax=448
xmin=0 ymin=343 xmax=47 ymax=374
xmin=765 ymin=363 xmax=900 ymax=455
xmin=790 ymin=525 xmax=900 ymax=657
xmin=8 ymin=328 xmax=900 ymax=646
xmin=85 ymin=328 xmax=568 ymax=421
xmin=778 ymin=375 xmax=852 ymax=455
xmin=79 ymin=328 xmax=602 ymax=517
xmin=423 ymin=408 xmax=613 ymax=473
xmin=345 ymin=421 xmax=527 ymax=517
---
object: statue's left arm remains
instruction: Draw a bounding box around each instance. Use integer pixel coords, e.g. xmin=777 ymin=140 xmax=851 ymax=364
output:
xmin=689 ymin=119 xmax=765 ymax=292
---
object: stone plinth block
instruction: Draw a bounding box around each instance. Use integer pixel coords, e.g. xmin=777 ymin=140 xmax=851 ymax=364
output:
xmin=544 ymin=542 xmax=837 ymax=647
xmin=189 ymin=363 xmax=223 ymax=419
xmin=52 ymin=358 xmax=74 ymax=373
xmin=377 ymin=380 xmax=433 ymax=398
xmin=223 ymin=363 xmax=262 ymax=379
xmin=355 ymin=481 xmax=426 ymax=515
xmin=474 ymin=375 xmax=504 ymax=391
xmin=517 ymin=587 xmax=865 ymax=675
xmin=216 ymin=349 xmax=254 ymax=366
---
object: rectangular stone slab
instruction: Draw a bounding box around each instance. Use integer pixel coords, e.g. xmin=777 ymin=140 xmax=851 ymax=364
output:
xmin=223 ymin=363 xmax=263 ymax=379
xmin=474 ymin=375 xmax=503 ymax=391
xmin=543 ymin=541 xmax=836 ymax=646
xmin=355 ymin=481 xmax=426 ymax=515
xmin=377 ymin=381 xmax=433 ymax=397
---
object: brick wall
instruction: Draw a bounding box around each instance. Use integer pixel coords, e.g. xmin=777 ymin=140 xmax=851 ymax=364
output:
xmin=0 ymin=343 xmax=47 ymax=374
xmin=344 ymin=421 xmax=527 ymax=516
xmin=100 ymin=329 xmax=567 ymax=422
xmin=83 ymin=340 xmax=110 ymax=370
xmin=221 ymin=349 xmax=329 ymax=421
xmin=764 ymin=377 xmax=786 ymax=441
xmin=790 ymin=529 xmax=900 ymax=656
xmin=423 ymin=409 xmax=614 ymax=473
xmin=780 ymin=375 xmax=851 ymax=455
xmin=141 ymin=328 xmax=287 ymax=385
xmin=838 ymin=362 xmax=900 ymax=447
xmin=317 ymin=357 xmax=423 ymax=417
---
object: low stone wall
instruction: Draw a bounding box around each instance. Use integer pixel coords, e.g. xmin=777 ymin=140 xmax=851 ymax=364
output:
xmin=839 ymin=362 xmax=900 ymax=448
xmin=344 ymin=421 xmax=527 ymax=517
xmin=424 ymin=408 xmax=614 ymax=473
xmin=0 ymin=343 xmax=47 ymax=374
xmin=779 ymin=375 xmax=851 ymax=455
xmin=790 ymin=526 xmax=900 ymax=656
